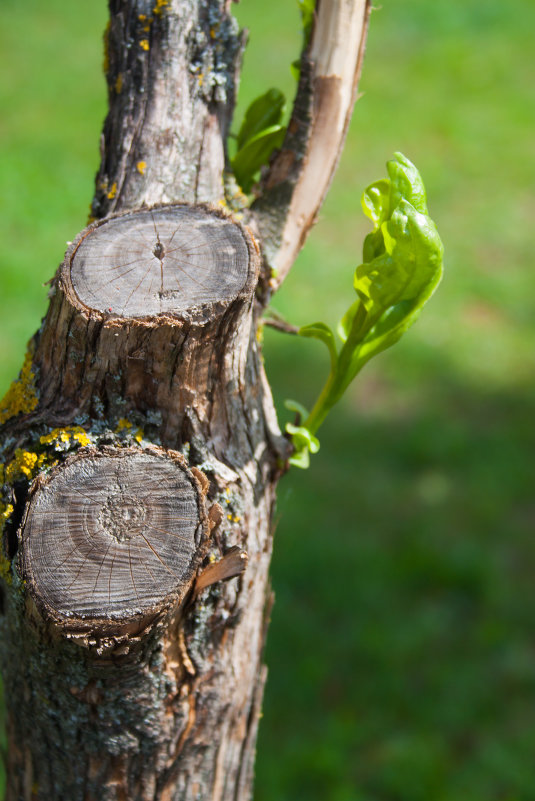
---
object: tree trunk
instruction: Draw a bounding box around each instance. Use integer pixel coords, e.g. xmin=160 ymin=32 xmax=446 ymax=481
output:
xmin=0 ymin=1 xmax=370 ymax=798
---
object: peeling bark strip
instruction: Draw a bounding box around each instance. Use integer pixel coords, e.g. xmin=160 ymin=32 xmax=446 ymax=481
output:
xmin=251 ymin=0 xmax=372 ymax=287
xmin=21 ymin=449 xmax=206 ymax=623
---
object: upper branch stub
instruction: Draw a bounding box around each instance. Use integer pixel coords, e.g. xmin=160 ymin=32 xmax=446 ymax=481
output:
xmin=65 ymin=204 xmax=258 ymax=322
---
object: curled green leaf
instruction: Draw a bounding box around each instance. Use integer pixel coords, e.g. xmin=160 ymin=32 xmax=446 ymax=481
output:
xmin=286 ymin=422 xmax=320 ymax=469
xmin=298 ymin=322 xmax=338 ymax=370
xmin=284 ymin=398 xmax=310 ymax=422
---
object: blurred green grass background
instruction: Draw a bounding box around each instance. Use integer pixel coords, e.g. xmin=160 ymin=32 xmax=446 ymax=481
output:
xmin=1 ymin=0 xmax=535 ymax=798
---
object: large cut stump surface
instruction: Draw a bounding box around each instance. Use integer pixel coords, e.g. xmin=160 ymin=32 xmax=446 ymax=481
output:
xmin=21 ymin=450 xmax=204 ymax=621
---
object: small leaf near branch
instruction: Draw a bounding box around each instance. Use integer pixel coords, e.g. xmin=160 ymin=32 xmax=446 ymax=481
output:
xmin=236 ymin=88 xmax=286 ymax=151
xmin=297 ymin=0 xmax=315 ymax=44
xmin=232 ymin=89 xmax=287 ymax=193
xmin=285 ymin=423 xmax=320 ymax=468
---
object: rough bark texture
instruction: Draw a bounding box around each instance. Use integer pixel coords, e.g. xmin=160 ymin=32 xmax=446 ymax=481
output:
xmin=92 ymin=0 xmax=245 ymax=216
xmin=0 ymin=0 xmax=369 ymax=798
xmin=0 ymin=201 xmax=283 ymax=800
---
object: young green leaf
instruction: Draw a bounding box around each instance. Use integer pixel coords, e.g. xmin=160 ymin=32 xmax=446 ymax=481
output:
xmin=284 ymin=152 xmax=444 ymax=468
xmin=232 ymin=124 xmax=286 ymax=193
xmin=285 ymin=423 xmax=320 ymax=468
xmin=284 ymin=398 xmax=310 ymax=422
xmin=236 ymin=88 xmax=286 ymax=151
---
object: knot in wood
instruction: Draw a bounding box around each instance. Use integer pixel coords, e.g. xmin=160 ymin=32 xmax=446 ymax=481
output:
xmin=98 ymin=493 xmax=147 ymax=543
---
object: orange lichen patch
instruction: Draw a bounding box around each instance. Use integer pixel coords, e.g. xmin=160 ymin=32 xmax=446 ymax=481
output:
xmin=136 ymin=161 xmax=147 ymax=175
xmin=0 ymin=350 xmax=39 ymax=425
xmin=107 ymin=182 xmax=118 ymax=199
xmin=140 ymin=39 xmax=150 ymax=51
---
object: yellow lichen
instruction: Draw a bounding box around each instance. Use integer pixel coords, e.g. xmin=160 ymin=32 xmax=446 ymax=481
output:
xmin=5 ymin=450 xmax=39 ymax=484
xmin=107 ymin=182 xmax=118 ymax=200
xmin=138 ymin=14 xmax=152 ymax=32
xmin=103 ymin=21 xmax=111 ymax=75
xmin=0 ymin=350 xmax=39 ymax=425
xmin=140 ymin=39 xmax=150 ymax=51
xmin=136 ymin=161 xmax=147 ymax=175
xmin=256 ymin=321 xmax=264 ymax=345
xmin=0 ymin=553 xmax=12 ymax=585
xmin=1 ymin=502 xmax=13 ymax=526
xmin=40 ymin=426 xmax=91 ymax=450
xmin=116 ymin=418 xmax=132 ymax=432
xmin=115 ymin=73 xmax=123 ymax=94
xmin=153 ymin=0 xmax=169 ymax=15
xmin=116 ymin=419 xmax=143 ymax=442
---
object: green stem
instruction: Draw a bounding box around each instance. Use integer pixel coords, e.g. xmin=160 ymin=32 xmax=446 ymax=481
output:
xmin=304 ymin=302 xmax=369 ymax=435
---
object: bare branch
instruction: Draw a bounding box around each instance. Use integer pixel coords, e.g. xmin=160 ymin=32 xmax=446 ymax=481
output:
xmin=250 ymin=0 xmax=372 ymax=291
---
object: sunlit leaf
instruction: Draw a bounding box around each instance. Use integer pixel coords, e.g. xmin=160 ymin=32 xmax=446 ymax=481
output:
xmin=232 ymin=125 xmax=286 ymax=193
xmin=236 ymin=88 xmax=286 ymax=151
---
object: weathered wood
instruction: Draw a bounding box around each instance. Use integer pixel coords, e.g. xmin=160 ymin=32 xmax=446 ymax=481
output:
xmin=21 ymin=449 xmax=206 ymax=624
xmin=0 ymin=198 xmax=284 ymax=800
xmin=71 ymin=205 xmax=251 ymax=318
xmin=33 ymin=204 xmax=259 ymax=448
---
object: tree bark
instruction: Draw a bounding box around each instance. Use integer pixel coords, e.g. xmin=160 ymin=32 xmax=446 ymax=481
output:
xmin=0 ymin=1 xmax=370 ymax=798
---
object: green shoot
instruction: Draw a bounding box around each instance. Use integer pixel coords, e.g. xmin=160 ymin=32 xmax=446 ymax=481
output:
xmin=231 ymin=88 xmax=286 ymax=193
xmin=286 ymin=152 xmax=444 ymax=468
